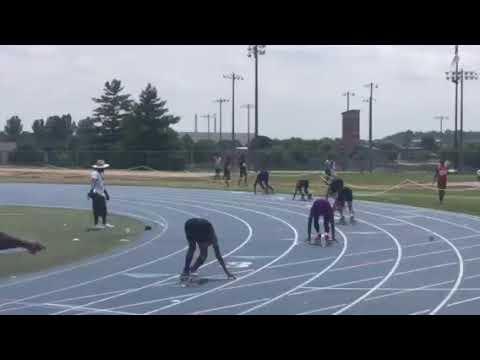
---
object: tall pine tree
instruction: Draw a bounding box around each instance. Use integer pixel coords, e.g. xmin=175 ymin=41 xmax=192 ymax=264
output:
xmin=92 ymin=79 xmax=132 ymax=147
xmin=123 ymin=83 xmax=181 ymax=150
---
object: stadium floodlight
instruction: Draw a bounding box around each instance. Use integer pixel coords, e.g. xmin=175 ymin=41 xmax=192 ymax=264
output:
xmin=342 ymin=91 xmax=355 ymax=111
xmin=247 ymin=45 xmax=267 ymax=138
xmin=223 ymin=73 xmax=244 ymax=146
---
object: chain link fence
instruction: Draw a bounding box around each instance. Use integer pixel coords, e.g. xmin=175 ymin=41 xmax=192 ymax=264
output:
xmin=2 ymin=148 xmax=479 ymax=173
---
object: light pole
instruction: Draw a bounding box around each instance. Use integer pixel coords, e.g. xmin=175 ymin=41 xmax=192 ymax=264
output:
xmin=434 ymin=115 xmax=448 ymax=148
xmin=194 ymin=113 xmax=198 ymax=133
xmin=214 ymin=98 xmax=229 ymax=142
xmin=200 ymin=114 xmax=212 ymax=140
xmin=342 ymin=91 xmax=355 ymax=111
xmin=241 ymin=104 xmax=254 ymax=145
xmin=213 ymin=113 xmax=217 ymax=133
xmin=446 ymin=69 xmax=478 ymax=171
xmin=363 ymin=82 xmax=378 ymax=173
xmin=434 ymin=115 xmax=448 ymax=134
xmin=223 ymin=73 xmax=243 ymax=146
xmin=248 ymin=45 xmax=266 ymax=139
xmin=446 ymin=45 xmax=460 ymax=169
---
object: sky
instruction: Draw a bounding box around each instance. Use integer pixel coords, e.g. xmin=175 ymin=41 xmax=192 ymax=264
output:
xmin=1 ymin=45 xmax=480 ymax=140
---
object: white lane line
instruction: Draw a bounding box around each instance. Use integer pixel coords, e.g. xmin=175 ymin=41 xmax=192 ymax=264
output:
xmin=223 ymin=272 xmax=317 ymax=291
xmin=410 ymin=309 xmax=431 ymax=315
xmin=238 ymin=220 xmax=347 ymax=314
xmin=358 ymin=209 xmax=464 ymax=316
xmin=447 ymin=296 xmax=480 ymax=308
xmin=230 ymin=255 xmax=277 ymax=259
xmin=0 ymin=299 xmax=138 ymax=315
xmin=297 ymin=303 xmax=349 ymax=315
xmin=0 ymin=201 xmax=169 ymax=294
xmin=380 ymin=223 xmax=404 ymax=226
xmin=344 ymin=231 xmax=383 ymax=235
xmin=123 ymin=273 xmax=174 ymax=279
xmin=141 ymin=198 xmax=299 ymax=315
xmin=270 ymin=239 xmax=439 ymax=270
xmin=108 ymin=292 xmax=203 ymax=311
xmin=451 ymin=234 xmax=480 ymax=241
xmin=0 ymin=203 xmax=176 ymax=310
xmin=191 ymin=298 xmax=271 ymax=315
xmin=57 ymin=199 xmax=255 ymax=315
xmin=31 ymin=289 xmax=132 ymax=306
xmin=333 ymin=219 xmax=402 ymax=315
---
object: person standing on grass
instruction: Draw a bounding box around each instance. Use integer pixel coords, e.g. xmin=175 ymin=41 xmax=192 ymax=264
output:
xmin=307 ymin=198 xmax=336 ymax=245
xmin=89 ymin=160 xmax=114 ymax=229
xmin=180 ymin=218 xmax=236 ymax=281
xmin=213 ymin=154 xmax=222 ymax=180
xmin=223 ymin=156 xmax=232 ymax=188
xmin=238 ymin=154 xmax=248 ymax=186
xmin=433 ymin=159 xmax=448 ymax=204
xmin=0 ymin=232 xmax=45 ymax=254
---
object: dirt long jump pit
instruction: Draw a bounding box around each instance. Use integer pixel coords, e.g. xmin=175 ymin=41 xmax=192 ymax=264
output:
xmin=0 ymin=166 xmax=212 ymax=185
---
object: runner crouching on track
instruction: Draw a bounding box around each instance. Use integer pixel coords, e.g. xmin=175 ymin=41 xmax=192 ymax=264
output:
xmin=433 ymin=159 xmax=448 ymax=204
xmin=0 ymin=232 xmax=45 ymax=254
xmin=292 ymin=179 xmax=312 ymax=201
xmin=306 ymin=198 xmax=337 ymax=246
xmin=334 ymin=186 xmax=355 ymax=224
xmin=254 ymin=168 xmax=274 ymax=195
xmin=180 ymin=218 xmax=236 ymax=282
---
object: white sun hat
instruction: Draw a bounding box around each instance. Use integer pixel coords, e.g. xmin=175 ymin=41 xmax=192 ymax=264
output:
xmin=92 ymin=160 xmax=110 ymax=169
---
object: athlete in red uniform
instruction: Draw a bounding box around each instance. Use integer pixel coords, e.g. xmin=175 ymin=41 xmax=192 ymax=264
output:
xmin=433 ymin=160 xmax=448 ymax=204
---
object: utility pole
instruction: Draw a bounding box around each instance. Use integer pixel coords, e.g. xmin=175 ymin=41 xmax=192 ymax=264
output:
xmin=194 ymin=113 xmax=198 ymax=133
xmin=434 ymin=115 xmax=448 ymax=134
xmin=200 ymin=114 xmax=212 ymax=140
xmin=363 ymin=82 xmax=378 ymax=173
xmin=342 ymin=91 xmax=355 ymax=111
xmin=446 ymin=67 xmax=478 ymax=172
xmin=223 ymin=73 xmax=243 ymax=146
xmin=434 ymin=115 xmax=448 ymax=148
xmin=214 ymin=98 xmax=229 ymax=142
xmin=213 ymin=113 xmax=217 ymax=133
xmin=248 ymin=45 xmax=266 ymax=139
xmin=241 ymin=104 xmax=254 ymax=145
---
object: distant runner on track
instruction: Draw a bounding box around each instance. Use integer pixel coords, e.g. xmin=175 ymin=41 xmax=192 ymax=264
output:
xmin=433 ymin=159 xmax=448 ymax=204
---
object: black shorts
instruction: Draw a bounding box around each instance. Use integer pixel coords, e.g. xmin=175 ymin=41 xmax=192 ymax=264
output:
xmin=338 ymin=187 xmax=353 ymax=202
xmin=240 ymin=167 xmax=247 ymax=177
xmin=185 ymin=218 xmax=216 ymax=244
xmin=215 ymin=168 xmax=221 ymax=175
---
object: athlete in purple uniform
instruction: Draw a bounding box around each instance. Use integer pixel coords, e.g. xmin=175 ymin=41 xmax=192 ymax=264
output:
xmin=307 ymin=199 xmax=336 ymax=245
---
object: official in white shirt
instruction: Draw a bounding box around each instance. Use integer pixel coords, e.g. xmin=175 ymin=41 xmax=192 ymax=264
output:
xmin=89 ymin=160 xmax=114 ymax=229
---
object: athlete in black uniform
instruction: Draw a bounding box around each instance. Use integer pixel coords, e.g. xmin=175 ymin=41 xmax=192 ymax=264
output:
xmin=238 ymin=154 xmax=248 ymax=186
xmin=326 ymin=177 xmax=344 ymax=199
xmin=181 ymin=218 xmax=236 ymax=281
xmin=335 ymin=186 xmax=355 ymax=224
xmin=0 ymin=232 xmax=45 ymax=254
xmin=292 ymin=179 xmax=312 ymax=201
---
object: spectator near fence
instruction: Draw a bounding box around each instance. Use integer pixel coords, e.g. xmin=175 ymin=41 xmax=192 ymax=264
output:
xmin=213 ymin=154 xmax=222 ymax=180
